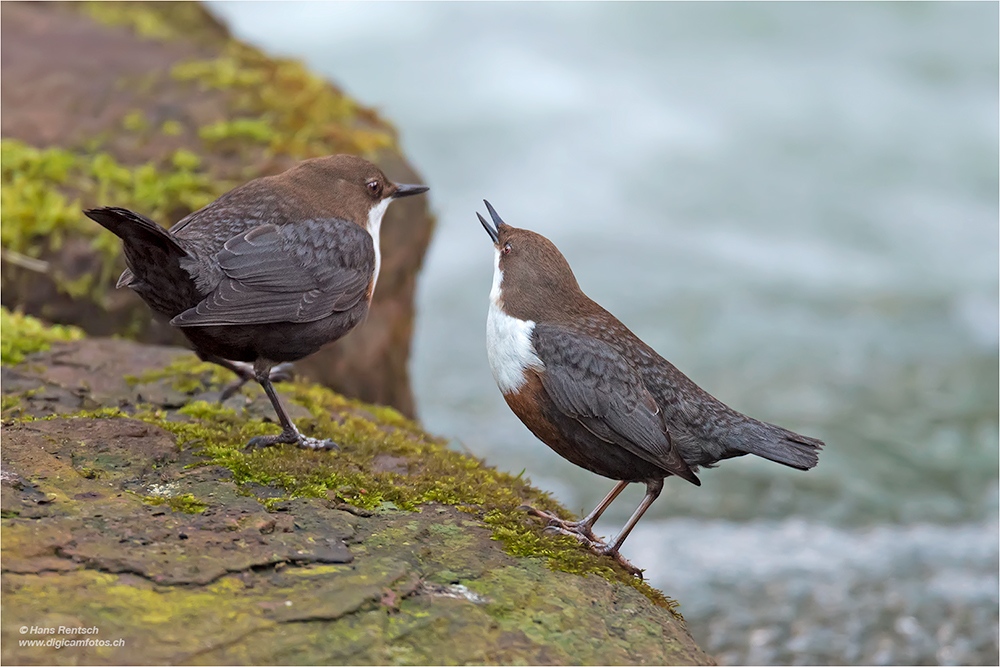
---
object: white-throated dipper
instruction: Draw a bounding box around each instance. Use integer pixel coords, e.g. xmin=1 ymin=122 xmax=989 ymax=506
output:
xmin=86 ymin=155 xmax=428 ymax=449
xmin=477 ymin=200 xmax=823 ymax=575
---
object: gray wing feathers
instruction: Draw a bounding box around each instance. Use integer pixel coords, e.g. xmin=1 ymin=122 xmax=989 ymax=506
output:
xmin=117 ymin=268 xmax=135 ymax=288
xmin=171 ymin=219 xmax=373 ymax=327
xmin=533 ymin=325 xmax=700 ymax=484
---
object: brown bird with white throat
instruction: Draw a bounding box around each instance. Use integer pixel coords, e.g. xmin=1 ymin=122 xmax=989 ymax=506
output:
xmin=477 ymin=200 xmax=823 ymax=575
xmin=86 ymin=155 xmax=428 ymax=450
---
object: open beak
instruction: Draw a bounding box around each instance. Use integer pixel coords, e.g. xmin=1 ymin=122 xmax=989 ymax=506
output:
xmin=393 ymin=183 xmax=429 ymax=199
xmin=477 ymin=199 xmax=506 ymax=244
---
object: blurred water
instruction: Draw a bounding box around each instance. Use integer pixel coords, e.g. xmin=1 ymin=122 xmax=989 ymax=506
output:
xmin=209 ymin=3 xmax=999 ymax=664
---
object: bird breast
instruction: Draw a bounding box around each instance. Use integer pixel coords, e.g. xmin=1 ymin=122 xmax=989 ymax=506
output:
xmin=486 ymin=248 xmax=544 ymax=395
xmin=366 ymin=198 xmax=390 ymax=295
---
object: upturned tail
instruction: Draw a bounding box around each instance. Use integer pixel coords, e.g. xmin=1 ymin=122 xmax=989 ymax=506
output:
xmin=84 ymin=206 xmax=199 ymax=315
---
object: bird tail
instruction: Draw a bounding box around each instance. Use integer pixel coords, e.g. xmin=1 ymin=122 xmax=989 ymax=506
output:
xmin=85 ymin=206 xmax=190 ymax=283
xmin=86 ymin=207 xmax=187 ymax=260
xmin=84 ymin=207 xmax=200 ymax=316
xmin=733 ymin=420 xmax=824 ymax=470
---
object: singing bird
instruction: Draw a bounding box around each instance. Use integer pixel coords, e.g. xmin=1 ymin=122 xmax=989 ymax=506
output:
xmin=477 ymin=201 xmax=822 ymax=575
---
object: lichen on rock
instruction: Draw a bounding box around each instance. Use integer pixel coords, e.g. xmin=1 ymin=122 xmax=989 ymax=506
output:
xmin=1 ymin=0 xmax=433 ymax=416
xmin=0 ymin=307 xmax=85 ymax=366
xmin=1 ymin=312 xmax=714 ymax=665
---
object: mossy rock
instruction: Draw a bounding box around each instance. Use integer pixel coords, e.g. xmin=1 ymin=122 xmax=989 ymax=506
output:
xmin=0 ymin=1 xmax=433 ymax=417
xmin=0 ymin=310 xmax=714 ymax=665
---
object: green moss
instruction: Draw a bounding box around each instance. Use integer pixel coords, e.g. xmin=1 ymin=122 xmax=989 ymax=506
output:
xmin=0 ymin=142 xmax=87 ymax=257
xmin=0 ymin=139 xmax=223 ymax=300
xmin=3 ymin=350 xmax=682 ymax=612
xmin=161 ymin=120 xmax=184 ymax=137
xmin=72 ymin=407 xmax=130 ymax=420
xmin=122 ymin=109 xmax=150 ymax=133
xmin=198 ymin=117 xmax=275 ymax=145
xmin=85 ymin=357 xmax=679 ymax=611
xmin=171 ymin=43 xmax=397 ymax=161
xmin=76 ymin=1 xmax=230 ymax=47
xmin=0 ymin=306 xmax=85 ymax=365
xmin=4 ymin=2 xmax=404 ymax=328
xmin=171 ymin=53 xmax=267 ymax=90
xmin=127 ymin=355 xmax=235 ymax=393
xmin=481 ymin=507 xmax=678 ymax=614
xmin=128 ymin=490 xmax=208 ymax=513
xmin=1 ymin=394 xmax=24 ymax=419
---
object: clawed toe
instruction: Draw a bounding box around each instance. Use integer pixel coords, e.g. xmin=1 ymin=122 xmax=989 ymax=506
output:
xmin=520 ymin=504 xmax=642 ymax=578
xmin=543 ymin=524 xmax=590 ymax=544
xmin=524 ymin=506 xmax=606 ymax=549
xmin=521 ymin=505 xmax=555 ymax=518
xmin=296 ymin=437 xmax=340 ymax=451
xmin=245 ymin=433 xmax=287 ymax=449
xmin=245 ymin=430 xmax=339 ymax=451
xmin=529 ymin=511 xmax=598 ymax=542
xmin=543 ymin=524 xmax=607 ymax=550
xmin=593 ymin=545 xmax=643 ymax=578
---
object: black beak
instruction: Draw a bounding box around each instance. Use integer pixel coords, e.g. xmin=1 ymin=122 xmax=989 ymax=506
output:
xmin=477 ymin=212 xmax=498 ymax=243
xmin=478 ymin=199 xmax=506 ymax=244
xmin=393 ymin=183 xmax=429 ymax=199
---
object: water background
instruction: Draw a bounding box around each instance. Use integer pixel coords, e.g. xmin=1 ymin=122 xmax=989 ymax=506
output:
xmin=209 ymin=3 xmax=999 ymax=664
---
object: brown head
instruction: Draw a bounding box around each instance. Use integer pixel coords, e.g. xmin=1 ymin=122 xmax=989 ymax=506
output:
xmin=272 ymin=154 xmax=428 ymax=229
xmin=477 ymin=200 xmax=588 ymax=323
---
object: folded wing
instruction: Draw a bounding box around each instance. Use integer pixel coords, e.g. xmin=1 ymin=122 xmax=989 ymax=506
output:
xmin=171 ymin=219 xmax=373 ymax=327
xmin=532 ymin=323 xmax=700 ymax=485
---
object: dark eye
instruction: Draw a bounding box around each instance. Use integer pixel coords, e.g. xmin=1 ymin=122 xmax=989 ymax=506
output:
xmin=366 ymin=180 xmax=382 ymax=196
xmin=502 ymin=243 xmax=512 ymax=255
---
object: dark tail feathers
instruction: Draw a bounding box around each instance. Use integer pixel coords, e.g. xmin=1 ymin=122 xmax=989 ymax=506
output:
xmin=85 ymin=207 xmax=190 ymax=287
xmin=85 ymin=207 xmax=201 ymax=318
xmin=738 ymin=423 xmax=824 ymax=471
xmin=85 ymin=207 xmax=187 ymax=259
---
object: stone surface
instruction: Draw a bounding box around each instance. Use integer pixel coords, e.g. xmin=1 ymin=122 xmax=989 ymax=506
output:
xmin=0 ymin=1 xmax=433 ymax=417
xmin=1 ymin=338 xmax=715 ymax=666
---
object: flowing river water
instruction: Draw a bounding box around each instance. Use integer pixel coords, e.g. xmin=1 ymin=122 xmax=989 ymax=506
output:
xmin=210 ymin=3 xmax=999 ymax=664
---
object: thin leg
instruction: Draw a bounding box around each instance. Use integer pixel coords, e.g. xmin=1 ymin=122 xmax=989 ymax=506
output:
xmin=525 ymin=480 xmax=629 ymax=541
xmin=196 ymin=351 xmax=294 ymax=402
xmin=571 ymin=480 xmax=629 ymax=536
xmin=594 ymin=478 xmax=664 ymax=576
xmin=198 ymin=351 xmax=253 ymax=381
xmin=245 ymin=359 xmax=338 ymax=451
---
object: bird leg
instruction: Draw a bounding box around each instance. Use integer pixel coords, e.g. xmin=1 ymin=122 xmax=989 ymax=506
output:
xmin=591 ymin=478 xmax=664 ymax=577
xmin=245 ymin=358 xmax=339 ymax=451
xmin=524 ymin=479 xmax=661 ymax=578
xmin=196 ymin=352 xmax=294 ymax=402
xmin=524 ymin=480 xmax=629 ymax=543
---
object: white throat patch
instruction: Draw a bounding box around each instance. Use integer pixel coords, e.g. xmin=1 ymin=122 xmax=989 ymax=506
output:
xmin=486 ymin=247 xmax=544 ymax=394
xmin=367 ymin=198 xmax=390 ymax=294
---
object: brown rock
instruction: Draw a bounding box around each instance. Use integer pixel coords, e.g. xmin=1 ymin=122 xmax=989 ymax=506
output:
xmin=0 ymin=1 xmax=434 ymax=417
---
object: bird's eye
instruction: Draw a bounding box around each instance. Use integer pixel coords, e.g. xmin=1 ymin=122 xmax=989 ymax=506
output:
xmin=502 ymin=243 xmax=512 ymax=255
xmin=366 ymin=180 xmax=382 ymax=196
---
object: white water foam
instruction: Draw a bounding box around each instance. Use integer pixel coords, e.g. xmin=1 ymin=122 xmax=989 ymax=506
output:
xmin=627 ymin=518 xmax=1000 ymax=665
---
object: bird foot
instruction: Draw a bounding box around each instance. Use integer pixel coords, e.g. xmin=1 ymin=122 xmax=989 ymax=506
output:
xmin=521 ymin=505 xmax=643 ymax=578
xmin=295 ymin=436 xmax=340 ymax=451
xmin=219 ymin=362 xmax=295 ymax=402
xmin=520 ymin=505 xmax=600 ymax=542
xmin=542 ymin=524 xmax=607 ymax=548
xmin=245 ymin=427 xmax=339 ymax=451
xmin=591 ymin=544 xmax=644 ymax=578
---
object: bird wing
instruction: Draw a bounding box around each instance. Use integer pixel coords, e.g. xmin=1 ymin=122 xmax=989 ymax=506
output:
xmin=170 ymin=218 xmax=374 ymax=327
xmin=532 ymin=323 xmax=700 ymax=485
